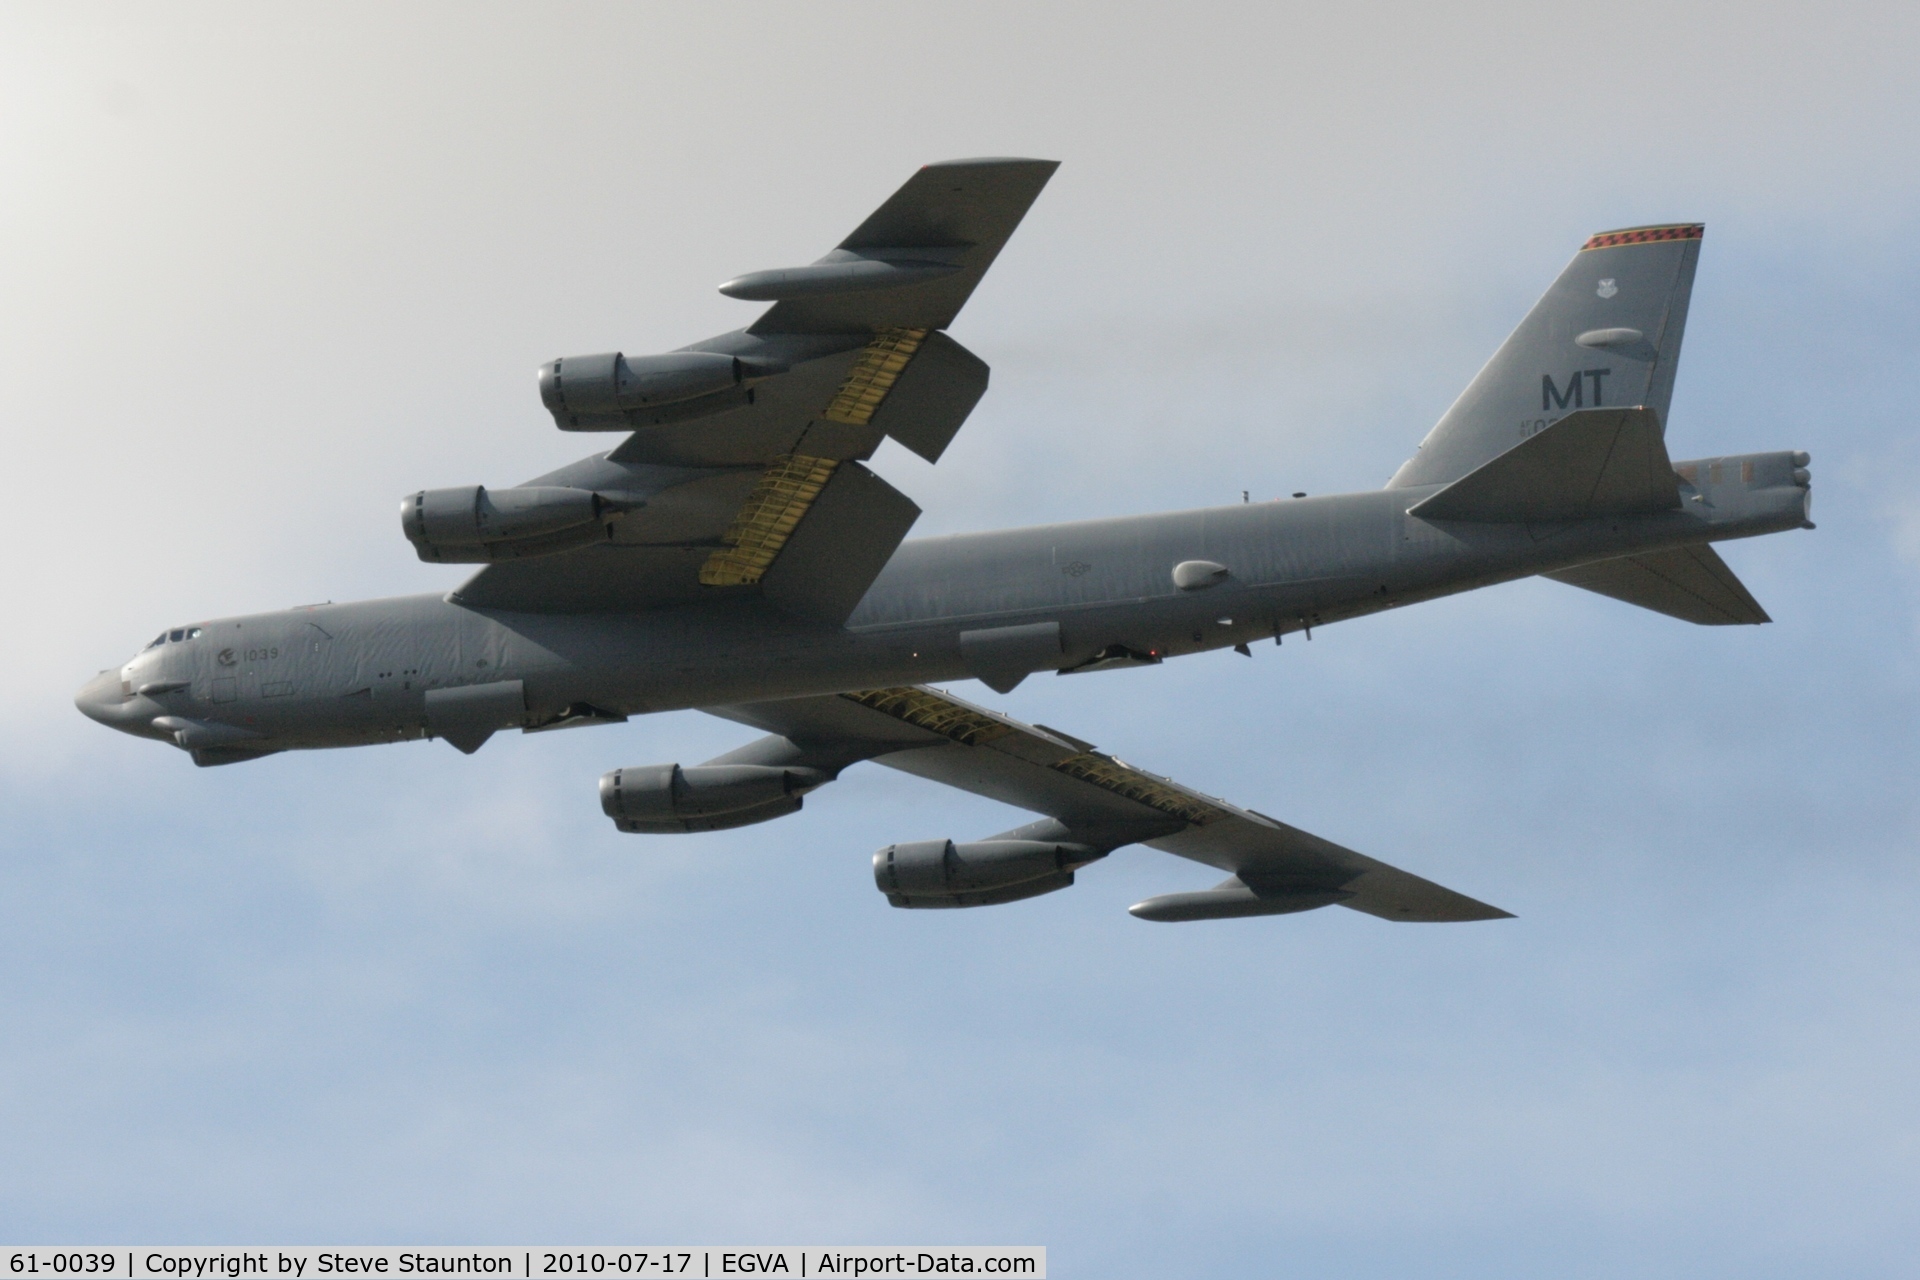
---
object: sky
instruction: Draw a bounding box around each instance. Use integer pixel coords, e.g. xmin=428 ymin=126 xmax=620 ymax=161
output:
xmin=4 ymin=2 xmax=1920 ymax=1274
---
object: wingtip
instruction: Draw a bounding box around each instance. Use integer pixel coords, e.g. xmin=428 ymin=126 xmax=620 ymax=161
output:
xmin=1440 ymin=901 xmax=1515 ymax=922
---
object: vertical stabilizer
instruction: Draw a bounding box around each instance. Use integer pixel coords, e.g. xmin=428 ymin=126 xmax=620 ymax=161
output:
xmin=1389 ymin=225 xmax=1703 ymax=489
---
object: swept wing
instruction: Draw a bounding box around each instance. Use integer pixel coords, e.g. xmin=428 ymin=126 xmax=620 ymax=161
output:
xmin=453 ymin=159 xmax=1058 ymax=620
xmin=708 ymin=683 xmax=1510 ymax=923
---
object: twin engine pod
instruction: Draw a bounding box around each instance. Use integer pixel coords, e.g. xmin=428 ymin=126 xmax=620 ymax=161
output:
xmin=874 ymin=839 xmax=1105 ymax=909
xmin=600 ymin=764 xmax=1105 ymax=907
xmin=600 ymin=763 xmax=830 ymax=835
xmin=400 ymin=484 xmax=642 ymax=563
xmin=539 ymin=350 xmax=768 ymax=431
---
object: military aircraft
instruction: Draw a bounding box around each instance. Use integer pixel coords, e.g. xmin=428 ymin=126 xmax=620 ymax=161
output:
xmin=76 ymin=158 xmax=1812 ymax=924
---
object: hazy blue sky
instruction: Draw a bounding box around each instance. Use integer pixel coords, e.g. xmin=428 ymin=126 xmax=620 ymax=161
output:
xmin=5 ymin=3 xmax=1919 ymax=1275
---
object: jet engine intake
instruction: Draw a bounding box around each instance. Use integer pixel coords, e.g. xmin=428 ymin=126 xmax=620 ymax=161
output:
xmin=539 ymin=351 xmax=753 ymax=430
xmin=402 ymin=484 xmax=636 ymax=563
xmin=873 ymin=838 xmax=1104 ymax=908
xmin=600 ymin=763 xmax=829 ymax=834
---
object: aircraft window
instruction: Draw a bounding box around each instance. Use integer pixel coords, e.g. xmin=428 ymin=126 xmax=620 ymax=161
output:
xmin=169 ymin=629 xmax=185 ymax=642
xmin=147 ymin=634 xmax=166 ymax=649
xmin=188 ymin=627 xmax=203 ymax=639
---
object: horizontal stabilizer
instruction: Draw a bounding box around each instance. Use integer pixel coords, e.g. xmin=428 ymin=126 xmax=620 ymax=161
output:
xmin=1408 ymin=406 xmax=1681 ymax=523
xmin=1545 ymin=544 xmax=1769 ymax=625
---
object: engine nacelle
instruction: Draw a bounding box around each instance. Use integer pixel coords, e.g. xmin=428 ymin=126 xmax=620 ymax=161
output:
xmin=600 ymin=763 xmax=829 ymax=834
xmin=401 ymin=484 xmax=631 ymax=563
xmin=873 ymin=839 xmax=1104 ymax=909
xmin=539 ymin=351 xmax=748 ymax=430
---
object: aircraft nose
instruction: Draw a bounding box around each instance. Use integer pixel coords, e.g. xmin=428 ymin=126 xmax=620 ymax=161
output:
xmin=74 ymin=669 xmax=131 ymax=728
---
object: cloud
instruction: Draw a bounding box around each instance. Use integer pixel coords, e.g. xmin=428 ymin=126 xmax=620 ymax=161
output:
xmin=5 ymin=3 xmax=1920 ymax=1273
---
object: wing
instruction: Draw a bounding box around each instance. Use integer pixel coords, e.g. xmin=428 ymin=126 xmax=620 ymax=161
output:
xmin=738 ymin=157 xmax=1061 ymax=336
xmin=707 ymin=684 xmax=1511 ymax=923
xmin=451 ymin=159 xmax=1057 ymax=620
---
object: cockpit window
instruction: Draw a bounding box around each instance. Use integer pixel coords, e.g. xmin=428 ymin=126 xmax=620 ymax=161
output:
xmin=147 ymin=626 xmax=201 ymax=649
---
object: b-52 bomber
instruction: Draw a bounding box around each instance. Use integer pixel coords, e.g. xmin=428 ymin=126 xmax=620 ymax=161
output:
xmin=77 ymin=158 xmax=1813 ymax=924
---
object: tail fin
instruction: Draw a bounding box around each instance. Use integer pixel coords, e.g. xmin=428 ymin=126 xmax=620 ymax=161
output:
xmin=1390 ymin=224 xmax=1703 ymax=489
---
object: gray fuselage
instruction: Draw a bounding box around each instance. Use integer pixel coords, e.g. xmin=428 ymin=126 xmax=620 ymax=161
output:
xmin=78 ymin=449 xmax=1810 ymax=760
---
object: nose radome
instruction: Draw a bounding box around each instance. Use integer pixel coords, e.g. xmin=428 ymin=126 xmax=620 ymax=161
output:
xmin=74 ymin=670 xmax=124 ymax=726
